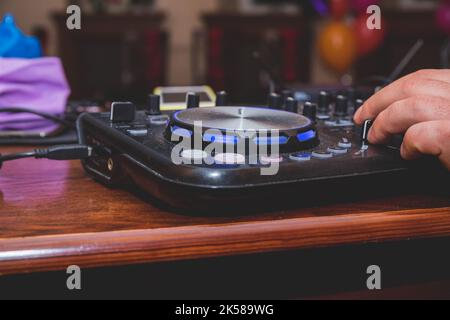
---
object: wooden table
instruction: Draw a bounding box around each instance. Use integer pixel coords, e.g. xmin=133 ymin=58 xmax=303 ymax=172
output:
xmin=1 ymin=146 xmax=450 ymax=298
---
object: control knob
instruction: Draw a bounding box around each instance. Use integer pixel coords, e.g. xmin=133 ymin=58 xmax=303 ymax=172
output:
xmin=187 ymin=92 xmax=200 ymax=109
xmin=303 ymin=102 xmax=317 ymax=121
xmin=268 ymin=93 xmax=283 ymax=110
xmin=318 ymin=91 xmax=330 ymax=113
xmin=110 ymin=102 xmax=136 ymax=123
xmin=216 ymin=91 xmax=228 ymax=107
xmin=334 ymin=95 xmax=349 ymax=118
xmin=146 ymin=94 xmax=161 ymax=116
xmin=285 ymin=97 xmax=298 ymax=113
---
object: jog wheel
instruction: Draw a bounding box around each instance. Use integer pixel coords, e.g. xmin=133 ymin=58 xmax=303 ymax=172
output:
xmin=166 ymin=106 xmax=319 ymax=155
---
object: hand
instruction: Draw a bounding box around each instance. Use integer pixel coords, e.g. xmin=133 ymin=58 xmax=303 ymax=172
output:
xmin=354 ymin=69 xmax=450 ymax=170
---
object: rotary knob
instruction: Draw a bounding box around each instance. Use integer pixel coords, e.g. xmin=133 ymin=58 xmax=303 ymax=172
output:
xmin=268 ymin=93 xmax=283 ymax=110
xmin=303 ymin=102 xmax=317 ymax=121
xmin=282 ymin=90 xmax=294 ymax=106
xmin=285 ymin=97 xmax=298 ymax=113
xmin=216 ymin=91 xmax=228 ymax=107
xmin=187 ymin=92 xmax=200 ymax=109
xmin=318 ymin=91 xmax=330 ymax=114
xmin=334 ymin=95 xmax=349 ymax=118
xmin=146 ymin=94 xmax=161 ymax=116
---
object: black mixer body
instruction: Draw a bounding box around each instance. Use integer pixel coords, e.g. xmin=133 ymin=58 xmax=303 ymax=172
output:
xmin=77 ymin=93 xmax=448 ymax=213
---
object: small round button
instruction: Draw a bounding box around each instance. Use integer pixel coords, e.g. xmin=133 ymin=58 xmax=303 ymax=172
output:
xmin=214 ymin=153 xmax=246 ymax=165
xmin=127 ymin=129 xmax=148 ymax=137
xmin=338 ymin=138 xmax=352 ymax=149
xmin=327 ymin=146 xmax=348 ymax=155
xmin=260 ymin=155 xmax=284 ymax=164
xmin=289 ymin=152 xmax=312 ymax=161
xmin=317 ymin=114 xmax=331 ymax=120
xmin=149 ymin=115 xmax=169 ymax=125
xmin=181 ymin=149 xmax=207 ymax=161
xmin=312 ymin=151 xmax=333 ymax=159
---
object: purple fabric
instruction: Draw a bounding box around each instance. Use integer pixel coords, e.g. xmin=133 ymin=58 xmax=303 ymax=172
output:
xmin=0 ymin=57 xmax=70 ymax=131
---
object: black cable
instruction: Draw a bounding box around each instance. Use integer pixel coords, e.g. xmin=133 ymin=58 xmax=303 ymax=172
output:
xmin=0 ymin=144 xmax=92 ymax=169
xmin=0 ymin=151 xmax=36 ymax=163
xmin=0 ymin=107 xmax=74 ymax=128
xmin=0 ymin=106 xmax=94 ymax=168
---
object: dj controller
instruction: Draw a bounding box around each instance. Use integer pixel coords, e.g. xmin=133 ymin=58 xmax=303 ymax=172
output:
xmin=77 ymin=89 xmax=447 ymax=213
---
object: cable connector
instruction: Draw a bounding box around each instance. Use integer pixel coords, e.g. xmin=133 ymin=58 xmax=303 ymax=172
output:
xmin=34 ymin=145 xmax=92 ymax=161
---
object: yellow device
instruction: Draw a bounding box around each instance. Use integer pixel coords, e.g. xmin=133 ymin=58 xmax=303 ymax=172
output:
xmin=153 ymin=86 xmax=216 ymax=111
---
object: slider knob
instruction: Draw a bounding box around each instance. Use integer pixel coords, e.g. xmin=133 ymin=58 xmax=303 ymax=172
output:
xmin=361 ymin=119 xmax=373 ymax=148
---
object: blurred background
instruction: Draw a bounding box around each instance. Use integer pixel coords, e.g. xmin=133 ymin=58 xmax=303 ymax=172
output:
xmin=0 ymin=0 xmax=448 ymax=104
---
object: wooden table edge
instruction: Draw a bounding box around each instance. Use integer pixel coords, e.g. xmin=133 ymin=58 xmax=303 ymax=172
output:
xmin=1 ymin=206 xmax=450 ymax=275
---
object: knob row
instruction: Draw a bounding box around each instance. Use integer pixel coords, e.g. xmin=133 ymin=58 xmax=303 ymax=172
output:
xmin=318 ymin=90 xmax=364 ymax=117
xmin=268 ymin=92 xmax=299 ymax=113
xmin=111 ymin=89 xmax=365 ymax=123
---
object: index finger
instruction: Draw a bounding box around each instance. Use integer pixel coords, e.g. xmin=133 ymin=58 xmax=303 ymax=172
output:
xmin=354 ymin=74 xmax=450 ymax=125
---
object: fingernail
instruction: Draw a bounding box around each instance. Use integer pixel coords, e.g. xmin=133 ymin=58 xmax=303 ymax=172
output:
xmin=400 ymin=144 xmax=406 ymax=159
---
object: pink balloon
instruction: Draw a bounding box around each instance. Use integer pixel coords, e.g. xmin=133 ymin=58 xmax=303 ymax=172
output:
xmin=353 ymin=14 xmax=386 ymax=56
xmin=436 ymin=2 xmax=450 ymax=35
xmin=351 ymin=0 xmax=380 ymax=14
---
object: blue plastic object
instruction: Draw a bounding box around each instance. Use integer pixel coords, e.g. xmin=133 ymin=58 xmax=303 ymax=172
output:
xmin=0 ymin=14 xmax=42 ymax=58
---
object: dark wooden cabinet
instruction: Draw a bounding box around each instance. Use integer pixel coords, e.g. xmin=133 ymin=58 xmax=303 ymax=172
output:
xmin=202 ymin=14 xmax=312 ymax=104
xmin=53 ymin=13 xmax=168 ymax=102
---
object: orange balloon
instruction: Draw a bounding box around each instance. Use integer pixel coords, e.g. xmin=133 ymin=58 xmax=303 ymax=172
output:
xmin=318 ymin=21 xmax=357 ymax=74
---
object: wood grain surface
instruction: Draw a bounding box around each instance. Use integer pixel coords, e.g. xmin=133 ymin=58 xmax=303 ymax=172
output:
xmin=1 ymin=146 xmax=449 ymax=275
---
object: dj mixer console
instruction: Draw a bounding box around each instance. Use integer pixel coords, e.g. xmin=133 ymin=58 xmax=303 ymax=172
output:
xmin=78 ymin=90 xmax=448 ymax=212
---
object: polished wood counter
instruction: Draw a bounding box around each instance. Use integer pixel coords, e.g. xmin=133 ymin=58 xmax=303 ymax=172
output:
xmin=1 ymin=146 xmax=449 ymax=276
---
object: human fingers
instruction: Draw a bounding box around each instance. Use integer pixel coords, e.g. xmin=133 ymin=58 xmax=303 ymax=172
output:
xmin=400 ymin=120 xmax=450 ymax=170
xmin=354 ymin=73 xmax=450 ymax=125
xmin=368 ymin=95 xmax=450 ymax=144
